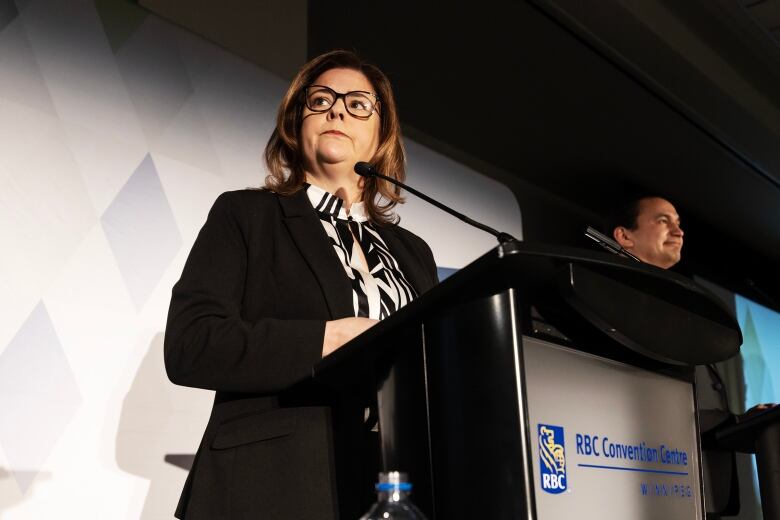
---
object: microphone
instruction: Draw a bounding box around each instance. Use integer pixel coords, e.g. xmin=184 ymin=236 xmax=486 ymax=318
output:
xmin=354 ymin=162 xmax=517 ymax=244
xmin=584 ymin=226 xmax=641 ymax=262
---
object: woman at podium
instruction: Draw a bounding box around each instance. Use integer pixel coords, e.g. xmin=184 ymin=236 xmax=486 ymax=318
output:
xmin=163 ymin=50 xmax=438 ymax=520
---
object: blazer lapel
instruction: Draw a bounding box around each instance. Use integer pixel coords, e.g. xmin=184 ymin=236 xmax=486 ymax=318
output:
xmin=278 ymin=190 xmax=354 ymax=319
xmin=376 ymin=226 xmax=433 ymax=296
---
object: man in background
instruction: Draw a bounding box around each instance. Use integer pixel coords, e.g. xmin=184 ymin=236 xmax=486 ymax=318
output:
xmin=610 ymin=195 xmax=738 ymax=519
xmin=610 ymin=196 xmax=684 ymax=269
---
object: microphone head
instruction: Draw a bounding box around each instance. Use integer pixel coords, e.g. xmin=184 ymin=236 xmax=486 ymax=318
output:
xmin=354 ymin=162 xmax=375 ymax=177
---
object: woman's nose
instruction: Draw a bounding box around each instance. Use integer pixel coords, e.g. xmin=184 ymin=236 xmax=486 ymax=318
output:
xmin=327 ymin=98 xmax=347 ymax=120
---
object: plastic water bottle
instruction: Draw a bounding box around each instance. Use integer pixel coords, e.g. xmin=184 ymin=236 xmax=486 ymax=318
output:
xmin=359 ymin=471 xmax=428 ymax=520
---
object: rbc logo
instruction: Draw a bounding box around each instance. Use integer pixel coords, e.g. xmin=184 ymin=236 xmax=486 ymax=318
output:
xmin=538 ymin=424 xmax=567 ymax=494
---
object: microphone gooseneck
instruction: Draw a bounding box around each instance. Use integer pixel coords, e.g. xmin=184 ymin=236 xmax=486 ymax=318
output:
xmin=354 ymin=162 xmax=517 ymax=244
xmin=584 ymin=226 xmax=641 ymax=262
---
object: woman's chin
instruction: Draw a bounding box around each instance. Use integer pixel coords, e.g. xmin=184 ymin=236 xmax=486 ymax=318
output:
xmin=316 ymin=151 xmax=354 ymax=168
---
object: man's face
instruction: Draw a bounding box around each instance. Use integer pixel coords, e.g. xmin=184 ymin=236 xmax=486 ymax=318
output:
xmin=614 ymin=197 xmax=684 ymax=269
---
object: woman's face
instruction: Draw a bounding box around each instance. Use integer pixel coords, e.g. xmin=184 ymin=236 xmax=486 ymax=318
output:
xmin=300 ymin=68 xmax=381 ymax=176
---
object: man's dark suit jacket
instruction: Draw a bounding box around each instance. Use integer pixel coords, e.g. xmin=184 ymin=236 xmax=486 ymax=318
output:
xmin=164 ymin=188 xmax=438 ymax=520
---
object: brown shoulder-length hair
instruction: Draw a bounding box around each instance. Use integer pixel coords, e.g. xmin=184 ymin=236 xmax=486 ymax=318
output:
xmin=264 ymin=49 xmax=405 ymax=225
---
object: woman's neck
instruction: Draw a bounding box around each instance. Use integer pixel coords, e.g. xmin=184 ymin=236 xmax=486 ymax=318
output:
xmin=305 ymin=166 xmax=362 ymax=209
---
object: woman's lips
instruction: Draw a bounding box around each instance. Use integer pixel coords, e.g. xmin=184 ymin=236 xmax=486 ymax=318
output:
xmin=322 ymin=130 xmax=347 ymax=137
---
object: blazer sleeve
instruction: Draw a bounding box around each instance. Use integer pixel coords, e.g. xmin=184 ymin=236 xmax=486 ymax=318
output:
xmin=400 ymin=227 xmax=440 ymax=291
xmin=163 ymin=192 xmax=325 ymax=394
xmin=416 ymin=235 xmax=439 ymax=287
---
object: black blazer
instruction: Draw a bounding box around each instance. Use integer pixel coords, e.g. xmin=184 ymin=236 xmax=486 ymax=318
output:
xmin=164 ymin=189 xmax=438 ymax=520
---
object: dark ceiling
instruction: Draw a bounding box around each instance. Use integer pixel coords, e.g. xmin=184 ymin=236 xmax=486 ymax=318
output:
xmin=143 ymin=0 xmax=780 ymax=308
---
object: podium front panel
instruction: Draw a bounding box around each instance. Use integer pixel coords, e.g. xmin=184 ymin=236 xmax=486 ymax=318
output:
xmin=523 ymin=336 xmax=703 ymax=519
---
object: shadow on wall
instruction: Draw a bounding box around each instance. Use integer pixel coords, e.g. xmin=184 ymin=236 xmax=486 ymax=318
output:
xmin=115 ymin=333 xmax=212 ymax=519
xmin=0 ymin=467 xmax=50 ymax=517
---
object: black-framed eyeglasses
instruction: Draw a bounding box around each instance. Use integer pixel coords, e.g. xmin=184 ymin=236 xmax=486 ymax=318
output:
xmin=304 ymin=85 xmax=379 ymax=119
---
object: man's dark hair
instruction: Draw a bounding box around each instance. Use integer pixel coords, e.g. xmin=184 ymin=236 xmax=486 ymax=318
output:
xmin=606 ymin=195 xmax=661 ymax=233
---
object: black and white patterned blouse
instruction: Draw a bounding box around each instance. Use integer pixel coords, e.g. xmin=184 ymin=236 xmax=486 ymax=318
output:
xmin=306 ymin=183 xmax=417 ymax=320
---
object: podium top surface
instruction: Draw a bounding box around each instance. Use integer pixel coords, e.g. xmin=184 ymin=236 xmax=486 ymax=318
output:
xmin=715 ymin=405 xmax=780 ymax=453
xmin=313 ymin=241 xmax=742 ymax=380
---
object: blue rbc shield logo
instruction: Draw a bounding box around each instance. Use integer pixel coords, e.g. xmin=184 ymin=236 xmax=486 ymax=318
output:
xmin=538 ymin=424 xmax=567 ymax=494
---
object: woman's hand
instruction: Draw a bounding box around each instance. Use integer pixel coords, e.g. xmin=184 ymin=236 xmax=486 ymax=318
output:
xmin=322 ymin=317 xmax=379 ymax=357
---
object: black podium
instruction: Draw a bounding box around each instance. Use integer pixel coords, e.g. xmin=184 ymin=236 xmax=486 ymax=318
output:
xmin=313 ymin=241 xmax=741 ymax=519
xmin=715 ymin=405 xmax=780 ymax=519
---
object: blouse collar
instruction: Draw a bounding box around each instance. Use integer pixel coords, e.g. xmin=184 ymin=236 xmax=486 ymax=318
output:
xmin=306 ymin=182 xmax=368 ymax=222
